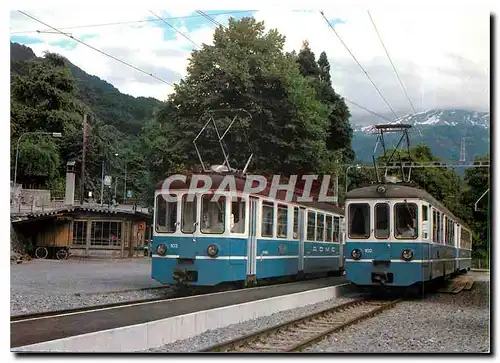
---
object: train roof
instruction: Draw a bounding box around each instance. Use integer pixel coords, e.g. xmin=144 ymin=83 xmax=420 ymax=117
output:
xmin=155 ymin=173 xmax=344 ymax=215
xmin=346 ymin=184 xmax=469 ymax=229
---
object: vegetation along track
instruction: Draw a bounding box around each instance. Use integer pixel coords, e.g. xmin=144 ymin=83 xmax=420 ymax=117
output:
xmin=201 ymin=298 xmax=402 ymax=352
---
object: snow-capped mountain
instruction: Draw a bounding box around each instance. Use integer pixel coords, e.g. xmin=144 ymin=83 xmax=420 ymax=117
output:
xmin=353 ymin=109 xmax=490 ymax=133
xmin=352 ymin=109 xmax=490 ymax=163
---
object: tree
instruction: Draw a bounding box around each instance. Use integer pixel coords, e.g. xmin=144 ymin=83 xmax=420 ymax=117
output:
xmin=155 ymin=17 xmax=334 ymax=176
xmin=296 ymin=44 xmax=354 ymax=162
xmin=460 ymin=154 xmax=490 ymax=261
xmin=11 ymin=52 xmax=82 ymax=188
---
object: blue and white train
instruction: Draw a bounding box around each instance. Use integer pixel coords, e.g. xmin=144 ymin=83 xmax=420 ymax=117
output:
xmin=151 ymin=173 xmax=345 ymax=287
xmin=344 ymin=184 xmax=472 ymax=292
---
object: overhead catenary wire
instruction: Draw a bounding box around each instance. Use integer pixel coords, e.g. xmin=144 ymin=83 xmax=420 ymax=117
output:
xmin=320 ymin=10 xmax=399 ymax=121
xmin=17 ymin=10 xmax=173 ymax=86
xmin=196 ymin=10 xmax=226 ymax=29
xmin=10 ymin=10 xmax=252 ymax=34
xmin=149 ymin=10 xmax=200 ymax=49
xmin=367 ymin=10 xmax=416 ymax=114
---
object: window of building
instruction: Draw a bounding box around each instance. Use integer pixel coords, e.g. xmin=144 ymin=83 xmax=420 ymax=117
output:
xmin=230 ymin=198 xmax=246 ymax=233
xmin=307 ymin=211 xmax=315 ymax=240
xmin=155 ymin=194 xmax=178 ymax=233
xmin=348 ymin=203 xmax=370 ymax=239
xmin=277 ymin=204 xmax=288 ymax=238
xmin=181 ymin=194 xmax=197 ymax=234
xmin=333 ymin=216 xmax=340 ymax=242
xmin=326 ymin=215 xmax=333 ymax=242
xmin=293 ymin=207 xmax=299 ymax=239
xmin=201 ymin=194 xmax=225 ymax=234
xmin=90 ymin=221 xmax=122 ymax=247
xmin=375 ymin=203 xmax=390 ymax=239
xmin=316 ymin=213 xmax=325 ymax=241
xmin=261 ymin=201 xmax=274 ymax=237
xmin=394 ymin=203 xmax=418 ymax=239
xmin=72 ymin=220 xmax=87 ymax=245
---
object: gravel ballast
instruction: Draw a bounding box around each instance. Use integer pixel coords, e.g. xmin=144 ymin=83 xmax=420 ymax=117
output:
xmin=11 ymin=258 xmax=169 ymax=316
xmin=146 ymin=274 xmax=489 ymax=353
xmin=305 ymin=279 xmax=490 ymax=353
xmin=144 ymin=292 xmax=367 ymax=353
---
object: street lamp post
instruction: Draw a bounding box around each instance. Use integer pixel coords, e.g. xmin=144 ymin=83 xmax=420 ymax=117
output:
xmin=13 ymin=131 xmax=62 ymax=189
xmin=101 ymin=153 xmax=119 ymax=206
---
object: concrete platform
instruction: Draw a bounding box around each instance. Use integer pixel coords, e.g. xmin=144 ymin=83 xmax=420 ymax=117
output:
xmin=13 ymin=282 xmax=355 ymax=352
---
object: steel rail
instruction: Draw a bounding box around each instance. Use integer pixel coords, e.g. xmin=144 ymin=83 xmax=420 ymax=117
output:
xmin=201 ymin=298 xmax=402 ymax=352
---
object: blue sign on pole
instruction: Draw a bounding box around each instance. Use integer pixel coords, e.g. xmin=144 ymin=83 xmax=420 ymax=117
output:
xmin=127 ymin=190 xmax=133 ymax=198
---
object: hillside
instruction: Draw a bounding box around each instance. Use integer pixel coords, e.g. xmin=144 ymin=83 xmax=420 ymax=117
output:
xmin=351 ymin=109 xmax=490 ymax=163
xmin=10 ymin=42 xmax=164 ymax=135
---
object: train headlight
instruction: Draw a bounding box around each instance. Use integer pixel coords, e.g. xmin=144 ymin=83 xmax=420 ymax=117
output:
xmin=351 ymin=249 xmax=362 ymax=260
xmin=401 ymin=249 xmax=414 ymax=261
xmin=156 ymin=244 xmax=167 ymax=256
xmin=207 ymin=244 xmax=219 ymax=258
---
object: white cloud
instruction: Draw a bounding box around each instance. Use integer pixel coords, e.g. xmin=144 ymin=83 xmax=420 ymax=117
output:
xmin=10 ymin=8 xmax=490 ymax=115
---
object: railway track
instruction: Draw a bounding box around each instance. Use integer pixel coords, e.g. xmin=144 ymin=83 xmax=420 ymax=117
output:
xmin=201 ymin=298 xmax=401 ymax=353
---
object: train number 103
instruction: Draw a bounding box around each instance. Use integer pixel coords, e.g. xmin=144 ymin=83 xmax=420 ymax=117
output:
xmin=364 ymin=249 xmax=373 ymax=253
xmin=170 ymin=244 xmax=179 ymax=248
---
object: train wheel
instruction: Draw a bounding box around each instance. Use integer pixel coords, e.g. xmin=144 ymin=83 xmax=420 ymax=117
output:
xmin=35 ymin=247 xmax=48 ymax=259
xmin=56 ymin=249 xmax=68 ymax=260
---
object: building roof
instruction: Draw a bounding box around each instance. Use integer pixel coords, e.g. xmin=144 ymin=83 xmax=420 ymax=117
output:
xmin=10 ymin=204 xmax=150 ymax=223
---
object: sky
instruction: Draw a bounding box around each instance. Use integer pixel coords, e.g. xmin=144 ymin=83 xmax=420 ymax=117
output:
xmin=9 ymin=8 xmax=490 ymax=118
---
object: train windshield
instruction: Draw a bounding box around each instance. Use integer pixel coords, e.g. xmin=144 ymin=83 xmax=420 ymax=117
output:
xmin=348 ymin=203 xmax=370 ymax=239
xmin=182 ymin=195 xmax=197 ymax=233
xmin=394 ymin=203 xmax=418 ymax=239
xmin=375 ymin=203 xmax=390 ymax=239
xmin=201 ymin=195 xmax=225 ymax=234
xmin=155 ymin=194 xmax=178 ymax=233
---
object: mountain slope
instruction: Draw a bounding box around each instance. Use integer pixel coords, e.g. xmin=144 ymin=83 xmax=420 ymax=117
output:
xmin=352 ymin=109 xmax=490 ymax=163
xmin=10 ymin=42 xmax=164 ymax=135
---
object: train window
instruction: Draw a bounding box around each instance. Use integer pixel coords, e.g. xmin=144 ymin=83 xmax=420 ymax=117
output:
xmin=394 ymin=203 xmax=418 ymax=239
xmin=326 ymin=215 xmax=333 ymax=242
xmin=277 ymin=205 xmax=288 ymax=239
xmin=230 ymin=198 xmax=246 ymax=234
xmin=432 ymin=210 xmax=437 ymax=242
xmin=316 ymin=213 xmax=325 ymax=241
xmin=293 ymin=207 xmax=299 ymax=239
xmin=422 ymin=205 xmax=428 ymax=221
xmin=307 ymin=211 xmax=316 ymax=240
xmin=333 ymin=216 xmax=340 ymax=242
xmin=374 ymin=203 xmax=390 ymax=239
xmin=201 ymin=195 xmax=226 ymax=234
xmin=181 ymin=194 xmax=197 ymax=234
xmin=348 ymin=203 xmax=370 ymax=239
xmin=155 ymin=194 xmax=178 ymax=233
xmin=437 ymin=212 xmax=443 ymax=243
xmin=261 ymin=201 xmax=274 ymax=237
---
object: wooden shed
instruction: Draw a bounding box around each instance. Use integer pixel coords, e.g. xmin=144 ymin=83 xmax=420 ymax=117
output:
xmin=11 ymin=205 xmax=151 ymax=259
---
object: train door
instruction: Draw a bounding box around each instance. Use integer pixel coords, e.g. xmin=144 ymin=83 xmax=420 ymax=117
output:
xmin=339 ymin=216 xmax=345 ymax=269
xmin=246 ymin=197 xmax=258 ymax=281
xmin=298 ymin=207 xmax=306 ymax=273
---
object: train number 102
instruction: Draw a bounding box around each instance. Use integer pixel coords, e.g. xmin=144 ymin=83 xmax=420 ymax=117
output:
xmin=170 ymin=244 xmax=178 ymax=248
xmin=364 ymin=249 xmax=373 ymax=253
